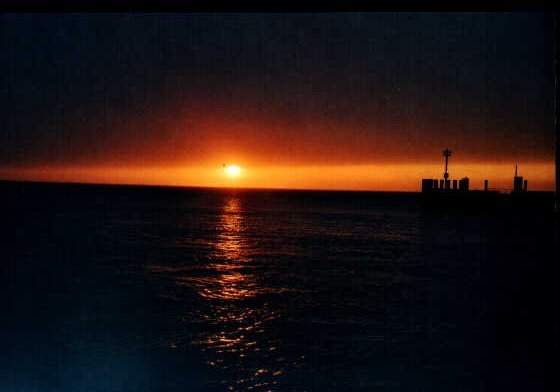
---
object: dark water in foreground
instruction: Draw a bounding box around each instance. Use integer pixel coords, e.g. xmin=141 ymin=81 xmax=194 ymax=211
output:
xmin=1 ymin=182 xmax=557 ymax=391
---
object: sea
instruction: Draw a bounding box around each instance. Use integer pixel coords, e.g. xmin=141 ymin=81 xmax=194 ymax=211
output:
xmin=1 ymin=181 xmax=557 ymax=391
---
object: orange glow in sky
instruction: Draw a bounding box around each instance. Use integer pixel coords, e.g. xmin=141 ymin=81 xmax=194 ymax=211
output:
xmin=1 ymin=14 xmax=554 ymax=193
xmin=0 ymin=162 xmax=554 ymax=192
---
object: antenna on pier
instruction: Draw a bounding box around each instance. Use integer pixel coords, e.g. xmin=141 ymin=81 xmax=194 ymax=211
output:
xmin=443 ymin=148 xmax=452 ymax=179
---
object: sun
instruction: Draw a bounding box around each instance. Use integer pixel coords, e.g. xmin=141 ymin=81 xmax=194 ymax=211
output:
xmin=224 ymin=164 xmax=241 ymax=178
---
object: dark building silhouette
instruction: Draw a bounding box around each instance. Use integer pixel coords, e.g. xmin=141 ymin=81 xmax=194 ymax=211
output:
xmin=422 ymin=178 xmax=434 ymax=192
xmin=513 ymin=165 xmax=525 ymax=193
xmin=421 ymin=152 xmax=532 ymax=199
xmin=419 ymin=150 xmax=544 ymax=213
xmin=421 ymin=149 xmax=466 ymax=195
xmin=421 ymin=165 xmax=531 ymax=195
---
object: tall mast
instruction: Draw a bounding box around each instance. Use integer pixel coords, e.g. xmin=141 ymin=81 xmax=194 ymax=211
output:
xmin=443 ymin=148 xmax=452 ymax=179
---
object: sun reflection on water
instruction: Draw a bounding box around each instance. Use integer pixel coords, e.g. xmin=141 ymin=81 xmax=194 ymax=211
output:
xmin=213 ymin=197 xmax=246 ymax=263
xmin=188 ymin=195 xmax=286 ymax=391
xmin=145 ymin=194 xmax=303 ymax=389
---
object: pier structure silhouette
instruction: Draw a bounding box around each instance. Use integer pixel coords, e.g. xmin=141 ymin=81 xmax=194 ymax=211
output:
xmin=419 ymin=149 xmax=549 ymax=213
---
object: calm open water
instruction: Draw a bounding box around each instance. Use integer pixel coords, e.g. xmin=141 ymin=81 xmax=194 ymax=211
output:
xmin=1 ymin=181 xmax=557 ymax=391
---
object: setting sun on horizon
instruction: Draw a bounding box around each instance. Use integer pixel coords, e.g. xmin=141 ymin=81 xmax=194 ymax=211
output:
xmin=2 ymin=13 xmax=556 ymax=392
xmin=224 ymin=164 xmax=242 ymax=178
xmin=0 ymin=13 xmax=555 ymax=192
xmin=0 ymin=160 xmax=554 ymax=192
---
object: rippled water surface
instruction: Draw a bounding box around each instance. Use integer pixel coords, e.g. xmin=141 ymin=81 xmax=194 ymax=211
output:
xmin=1 ymin=182 xmax=556 ymax=391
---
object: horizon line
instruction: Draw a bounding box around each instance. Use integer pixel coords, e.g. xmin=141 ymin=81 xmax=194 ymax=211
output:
xmin=1 ymin=178 xmax=555 ymax=194
xmin=0 ymin=178 xmax=424 ymax=194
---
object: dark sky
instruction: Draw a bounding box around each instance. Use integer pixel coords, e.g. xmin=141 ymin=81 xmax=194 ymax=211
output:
xmin=0 ymin=12 xmax=555 ymax=168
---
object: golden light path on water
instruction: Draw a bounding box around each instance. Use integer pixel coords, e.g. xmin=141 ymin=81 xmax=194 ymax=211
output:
xmin=187 ymin=196 xmax=291 ymax=391
xmin=144 ymin=194 xmax=306 ymax=390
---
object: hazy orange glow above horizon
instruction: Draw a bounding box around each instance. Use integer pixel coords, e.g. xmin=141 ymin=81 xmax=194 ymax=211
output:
xmin=0 ymin=161 xmax=554 ymax=192
xmin=0 ymin=101 xmax=555 ymax=191
xmin=0 ymin=14 xmax=555 ymax=191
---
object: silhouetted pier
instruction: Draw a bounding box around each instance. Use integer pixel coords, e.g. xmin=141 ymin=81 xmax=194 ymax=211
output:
xmin=420 ymin=149 xmax=553 ymax=213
